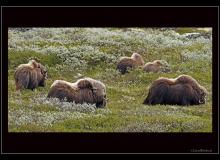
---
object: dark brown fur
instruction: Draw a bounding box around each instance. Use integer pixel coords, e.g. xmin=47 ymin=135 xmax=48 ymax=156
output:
xmin=142 ymin=75 xmax=207 ymax=106
xmin=14 ymin=60 xmax=47 ymax=91
xmin=47 ymin=78 xmax=107 ymax=108
xmin=142 ymin=60 xmax=163 ymax=73
xmin=116 ymin=53 xmax=144 ymax=74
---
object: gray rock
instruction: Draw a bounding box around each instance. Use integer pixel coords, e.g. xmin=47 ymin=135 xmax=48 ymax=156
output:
xmin=182 ymin=33 xmax=212 ymax=39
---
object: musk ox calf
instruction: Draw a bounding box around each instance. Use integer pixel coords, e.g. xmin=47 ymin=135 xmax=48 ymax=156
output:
xmin=142 ymin=75 xmax=207 ymax=106
xmin=47 ymin=78 xmax=107 ymax=108
xmin=116 ymin=53 xmax=144 ymax=74
xmin=14 ymin=60 xmax=47 ymax=91
xmin=142 ymin=60 xmax=163 ymax=73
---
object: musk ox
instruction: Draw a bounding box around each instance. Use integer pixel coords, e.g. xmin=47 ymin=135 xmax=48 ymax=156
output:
xmin=142 ymin=75 xmax=207 ymax=106
xmin=47 ymin=78 xmax=107 ymax=108
xmin=142 ymin=60 xmax=163 ymax=73
xmin=14 ymin=60 xmax=47 ymax=91
xmin=116 ymin=53 xmax=144 ymax=74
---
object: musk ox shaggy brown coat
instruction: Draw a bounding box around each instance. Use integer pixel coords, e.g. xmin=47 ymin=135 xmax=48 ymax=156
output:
xmin=14 ymin=60 xmax=47 ymax=91
xmin=116 ymin=53 xmax=144 ymax=74
xmin=47 ymin=78 xmax=107 ymax=108
xmin=142 ymin=60 xmax=163 ymax=73
xmin=142 ymin=75 xmax=207 ymax=106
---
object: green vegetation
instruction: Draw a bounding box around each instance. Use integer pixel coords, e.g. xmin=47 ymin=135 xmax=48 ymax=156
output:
xmin=175 ymin=27 xmax=212 ymax=35
xmin=8 ymin=27 xmax=212 ymax=132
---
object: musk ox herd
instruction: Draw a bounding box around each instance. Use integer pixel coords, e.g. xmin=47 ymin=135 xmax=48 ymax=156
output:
xmin=14 ymin=53 xmax=208 ymax=107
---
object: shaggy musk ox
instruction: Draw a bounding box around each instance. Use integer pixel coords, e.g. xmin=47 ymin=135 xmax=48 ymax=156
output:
xmin=14 ymin=60 xmax=47 ymax=91
xmin=47 ymin=78 xmax=107 ymax=108
xmin=116 ymin=53 xmax=144 ymax=74
xmin=142 ymin=75 xmax=207 ymax=106
xmin=142 ymin=60 xmax=163 ymax=73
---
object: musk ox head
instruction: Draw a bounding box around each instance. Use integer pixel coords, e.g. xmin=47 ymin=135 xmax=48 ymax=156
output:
xmin=14 ymin=60 xmax=47 ymax=91
xmin=47 ymin=78 xmax=107 ymax=108
xmin=116 ymin=53 xmax=144 ymax=74
xmin=142 ymin=75 xmax=207 ymax=106
xmin=142 ymin=60 xmax=163 ymax=73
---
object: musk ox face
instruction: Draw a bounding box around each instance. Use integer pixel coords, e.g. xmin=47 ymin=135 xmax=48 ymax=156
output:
xmin=38 ymin=63 xmax=47 ymax=79
xmin=142 ymin=75 xmax=207 ymax=106
xmin=38 ymin=75 xmax=47 ymax=87
xmin=14 ymin=60 xmax=47 ymax=91
xmin=47 ymin=78 xmax=107 ymax=108
xmin=198 ymin=89 xmax=207 ymax=104
xmin=116 ymin=53 xmax=144 ymax=74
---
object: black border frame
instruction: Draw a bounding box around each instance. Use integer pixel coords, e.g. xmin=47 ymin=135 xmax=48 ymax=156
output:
xmin=1 ymin=6 xmax=219 ymax=153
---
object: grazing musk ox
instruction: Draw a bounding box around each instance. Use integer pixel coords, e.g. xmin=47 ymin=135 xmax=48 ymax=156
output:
xmin=142 ymin=60 xmax=163 ymax=73
xmin=47 ymin=78 xmax=107 ymax=108
xmin=14 ymin=60 xmax=47 ymax=91
xmin=142 ymin=75 xmax=207 ymax=106
xmin=116 ymin=53 xmax=144 ymax=74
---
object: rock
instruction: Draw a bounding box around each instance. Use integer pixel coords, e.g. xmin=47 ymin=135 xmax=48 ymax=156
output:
xmin=182 ymin=33 xmax=212 ymax=39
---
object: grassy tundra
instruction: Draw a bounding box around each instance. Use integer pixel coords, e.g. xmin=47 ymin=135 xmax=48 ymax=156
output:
xmin=8 ymin=27 xmax=212 ymax=132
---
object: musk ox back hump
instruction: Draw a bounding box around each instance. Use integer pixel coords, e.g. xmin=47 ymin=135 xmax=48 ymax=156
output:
xmin=142 ymin=75 xmax=207 ymax=106
xmin=47 ymin=78 xmax=107 ymax=108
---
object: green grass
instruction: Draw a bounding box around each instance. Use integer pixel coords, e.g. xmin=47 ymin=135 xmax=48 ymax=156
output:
xmin=8 ymin=27 xmax=212 ymax=132
xmin=175 ymin=27 xmax=212 ymax=35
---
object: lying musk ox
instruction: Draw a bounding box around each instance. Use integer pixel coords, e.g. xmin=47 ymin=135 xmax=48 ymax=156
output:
xmin=142 ymin=75 xmax=207 ymax=106
xmin=116 ymin=53 xmax=144 ymax=74
xmin=14 ymin=60 xmax=47 ymax=91
xmin=142 ymin=60 xmax=163 ymax=73
xmin=47 ymin=78 xmax=107 ymax=108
